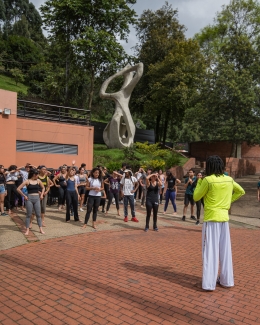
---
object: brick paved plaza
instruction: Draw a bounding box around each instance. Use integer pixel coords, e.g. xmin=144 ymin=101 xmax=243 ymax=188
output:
xmin=0 ymin=175 xmax=260 ymax=325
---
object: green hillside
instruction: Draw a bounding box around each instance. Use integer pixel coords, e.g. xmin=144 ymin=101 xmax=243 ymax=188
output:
xmin=0 ymin=74 xmax=28 ymax=94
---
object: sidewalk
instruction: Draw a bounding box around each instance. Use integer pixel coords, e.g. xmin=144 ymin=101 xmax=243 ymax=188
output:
xmin=0 ymin=174 xmax=260 ymax=324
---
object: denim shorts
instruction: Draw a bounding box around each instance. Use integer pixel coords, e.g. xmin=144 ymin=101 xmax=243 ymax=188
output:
xmin=0 ymin=185 xmax=6 ymax=194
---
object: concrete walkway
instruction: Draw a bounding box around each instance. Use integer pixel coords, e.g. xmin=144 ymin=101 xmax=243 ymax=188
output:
xmin=0 ymin=174 xmax=260 ymax=324
xmin=1 ymin=174 xmax=259 ymax=251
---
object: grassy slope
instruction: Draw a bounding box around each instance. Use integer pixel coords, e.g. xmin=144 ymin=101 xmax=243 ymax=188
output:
xmin=0 ymin=74 xmax=28 ymax=94
xmin=94 ymin=144 xmax=188 ymax=169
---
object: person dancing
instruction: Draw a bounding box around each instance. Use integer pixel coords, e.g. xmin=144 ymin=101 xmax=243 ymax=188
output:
xmin=193 ymin=155 xmax=245 ymax=291
xmin=144 ymin=172 xmax=162 ymax=232
xmin=53 ymin=166 xmax=67 ymax=210
xmin=163 ymin=171 xmax=181 ymax=215
xmin=105 ymin=171 xmax=122 ymax=216
xmin=82 ymin=168 xmax=104 ymax=229
xmin=78 ymin=167 xmax=87 ymax=212
xmin=65 ymin=168 xmax=80 ymax=222
xmin=17 ymin=169 xmax=45 ymax=235
xmin=0 ymin=165 xmax=7 ymax=216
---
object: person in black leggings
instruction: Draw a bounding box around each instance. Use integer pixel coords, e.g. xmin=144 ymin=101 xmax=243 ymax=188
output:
xmin=65 ymin=168 xmax=80 ymax=222
xmin=144 ymin=172 xmax=162 ymax=232
xmin=53 ymin=166 xmax=67 ymax=210
xmin=194 ymin=172 xmax=204 ymax=225
xmin=82 ymin=168 xmax=104 ymax=229
xmin=5 ymin=165 xmax=23 ymax=215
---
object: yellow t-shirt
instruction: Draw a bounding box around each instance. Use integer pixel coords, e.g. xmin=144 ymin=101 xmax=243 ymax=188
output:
xmin=193 ymin=174 xmax=245 ymax=222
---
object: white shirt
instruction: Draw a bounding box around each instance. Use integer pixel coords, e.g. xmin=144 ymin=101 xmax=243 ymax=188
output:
xmin=120 ymin=176 xmax=137 ymax=196
xmin=88 ymin=177 xmax=102 ymax=196
xmin=136 ymin=172 xmax=142 ymax=180
xmin=74 ymin=175 xmax=80 ymax=185
xmin=5 ymin=171 xmax=19 ymax=182
xmin=20 ymin=170 xmax=28 ymax=181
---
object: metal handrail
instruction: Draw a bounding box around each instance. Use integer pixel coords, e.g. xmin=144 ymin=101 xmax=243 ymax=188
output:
xmin=18 ymin=99 xmax=90 ymax=113
xmin=17 ymin=99 xmax=91 ymax=125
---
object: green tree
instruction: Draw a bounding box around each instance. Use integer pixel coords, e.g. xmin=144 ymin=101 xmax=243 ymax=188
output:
xmin=185 ymin=0 xmax=260 ymax=157
xmin=40 ymin=0 xmax=136 ymax=109
xmin=12 ymin=14 xmax=30 ymax=38
xmin=3 ymin=35 xmax=43 ymax=72
xmin=144 ymin=39 xmax=206 ymax=145
xmin=132 ymin=2 xmax=186 ymax=142
xmin=10 ymin=67 xmax=24 ymax=85
xmin=1 ymin=0 xmax=44 ymax=42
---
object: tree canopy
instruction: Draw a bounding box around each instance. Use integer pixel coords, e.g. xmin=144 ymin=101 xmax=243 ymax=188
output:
xmin=182 ymin=0 xmax=260 ymax=156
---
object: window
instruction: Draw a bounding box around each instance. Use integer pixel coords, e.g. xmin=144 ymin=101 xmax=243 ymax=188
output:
xmin=16 ymin=141 xmax=78 ymax=155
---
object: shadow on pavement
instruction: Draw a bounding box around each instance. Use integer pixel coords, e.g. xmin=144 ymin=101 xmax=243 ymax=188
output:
xmin=122 ymin=262 xmax=202 ymax=292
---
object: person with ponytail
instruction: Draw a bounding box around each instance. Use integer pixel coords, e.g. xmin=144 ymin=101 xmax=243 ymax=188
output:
xmin=194 ymin=155 xmax=245 ymax=291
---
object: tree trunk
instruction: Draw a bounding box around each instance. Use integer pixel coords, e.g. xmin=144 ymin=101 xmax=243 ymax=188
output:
xmin=231 ymin=143 xmax=237 ymax=157
xmin=236 ymin=143 xmax=241 ymax=158
xmin=88 ymin=70 xmax=95 ymax=110
xmin=155 ymin=113 xmax=161 ymax=142
xmin=162 ymin=116 xmax=169 ymax=146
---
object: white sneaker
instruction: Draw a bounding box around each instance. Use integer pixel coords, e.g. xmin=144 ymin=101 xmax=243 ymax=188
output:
xmin=79 ymin=208 xmax=84 ymax=212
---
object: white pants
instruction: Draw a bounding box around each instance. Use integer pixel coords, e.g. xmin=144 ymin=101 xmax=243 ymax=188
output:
xmin=202 ymin=222 xmax=234 ymax=290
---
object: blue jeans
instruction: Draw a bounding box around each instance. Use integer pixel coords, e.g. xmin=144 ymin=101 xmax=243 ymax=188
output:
xmin=123 ymin=195 xmax=135 ymax=217
xmin=164 ymin=189 xmax=177 ymax=212
xmin=0 ymin=184 xmax=6 ymax=194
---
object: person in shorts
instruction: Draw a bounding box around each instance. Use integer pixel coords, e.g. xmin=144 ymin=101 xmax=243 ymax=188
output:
xmin=182 ymin=169 xmax=196 ymax=221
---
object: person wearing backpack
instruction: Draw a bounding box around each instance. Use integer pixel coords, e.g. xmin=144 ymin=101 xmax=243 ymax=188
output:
xmin=120 ymin=170 xmax=139 ymax=222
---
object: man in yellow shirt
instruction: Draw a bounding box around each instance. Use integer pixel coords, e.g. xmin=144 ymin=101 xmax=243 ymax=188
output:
xmin=193 ymin=155 xmax=245 ymax=291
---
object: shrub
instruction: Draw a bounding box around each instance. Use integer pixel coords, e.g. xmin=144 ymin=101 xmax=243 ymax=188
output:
xmin=122 ymin=145 xmax=137 ymax=160
xmin=165 ymin=153 xmax=181 ymax=169
xmin=141 ymin=159 xmax=165 ymax=171
xmin=135 ymin=142 xmax=168 ymax=158
xmin=106 ymin=161 xmax=122 ymax=173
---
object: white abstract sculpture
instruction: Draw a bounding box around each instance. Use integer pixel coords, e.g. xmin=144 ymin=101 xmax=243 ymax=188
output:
xmin=99 ymin=63 xmax=144 ymax=148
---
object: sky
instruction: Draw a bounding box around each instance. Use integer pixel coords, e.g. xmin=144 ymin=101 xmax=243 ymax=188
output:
xmin=32 ymin=0 xmax=231 ymax=54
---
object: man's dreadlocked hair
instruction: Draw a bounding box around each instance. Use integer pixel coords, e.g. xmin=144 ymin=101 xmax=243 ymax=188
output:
xmin=206 ymin=155 xmax=224 ymax=177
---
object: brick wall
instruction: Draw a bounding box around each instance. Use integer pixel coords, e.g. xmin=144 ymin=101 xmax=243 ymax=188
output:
xmin=190 ymin=141 xmax=260 ymax=173
xmin=226 ymin=158 xmax=257 ymax=178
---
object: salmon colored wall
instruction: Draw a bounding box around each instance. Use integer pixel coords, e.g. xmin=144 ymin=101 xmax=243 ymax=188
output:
xmin=0 ymin=90 xmax=17 ymax=167
xmin=16 ymin=118 xmax=94 ymax=169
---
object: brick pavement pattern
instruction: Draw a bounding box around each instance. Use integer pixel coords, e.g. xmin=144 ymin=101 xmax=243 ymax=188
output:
xmin=0 ymin=226 xmax=260 ymax=325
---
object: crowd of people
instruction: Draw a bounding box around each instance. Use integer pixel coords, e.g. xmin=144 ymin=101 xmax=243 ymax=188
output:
xmin=0 ymin=160 xmax=207 ymax=232
xmin=0 ymin=155 xmax=246 ymax=291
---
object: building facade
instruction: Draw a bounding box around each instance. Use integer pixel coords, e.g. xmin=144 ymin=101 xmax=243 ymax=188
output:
xmin=0 ymin=89 xmax=94 ymax=169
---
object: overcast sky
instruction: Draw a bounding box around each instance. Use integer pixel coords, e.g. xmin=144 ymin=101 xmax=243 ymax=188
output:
xmin=32 ymin=0 xmax=230 ymax=54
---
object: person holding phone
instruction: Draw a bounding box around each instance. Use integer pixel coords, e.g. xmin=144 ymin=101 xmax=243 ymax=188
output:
xmin=144 ymin=171 xmax=162 ymax=232
xmin=182 ymin=169 xmax=196 ymax=221
xmin=163 ymin=170 xmax=181 ymax=215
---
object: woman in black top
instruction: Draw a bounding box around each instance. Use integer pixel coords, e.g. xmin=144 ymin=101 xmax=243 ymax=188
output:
xmin=163 ymin=171 xmax=181 ymax=215
xmin=17 ymin=169 xmax=45 ymax=236
xmin=144 ymin=172 xmax=162 ymax=232
xmin=194 ymin=172 xmax=204 ymax=225
xmin=53 ymin=166 xmax=67 ymax=210
xmin=0 ymin=165 xmax=7 ymax=216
